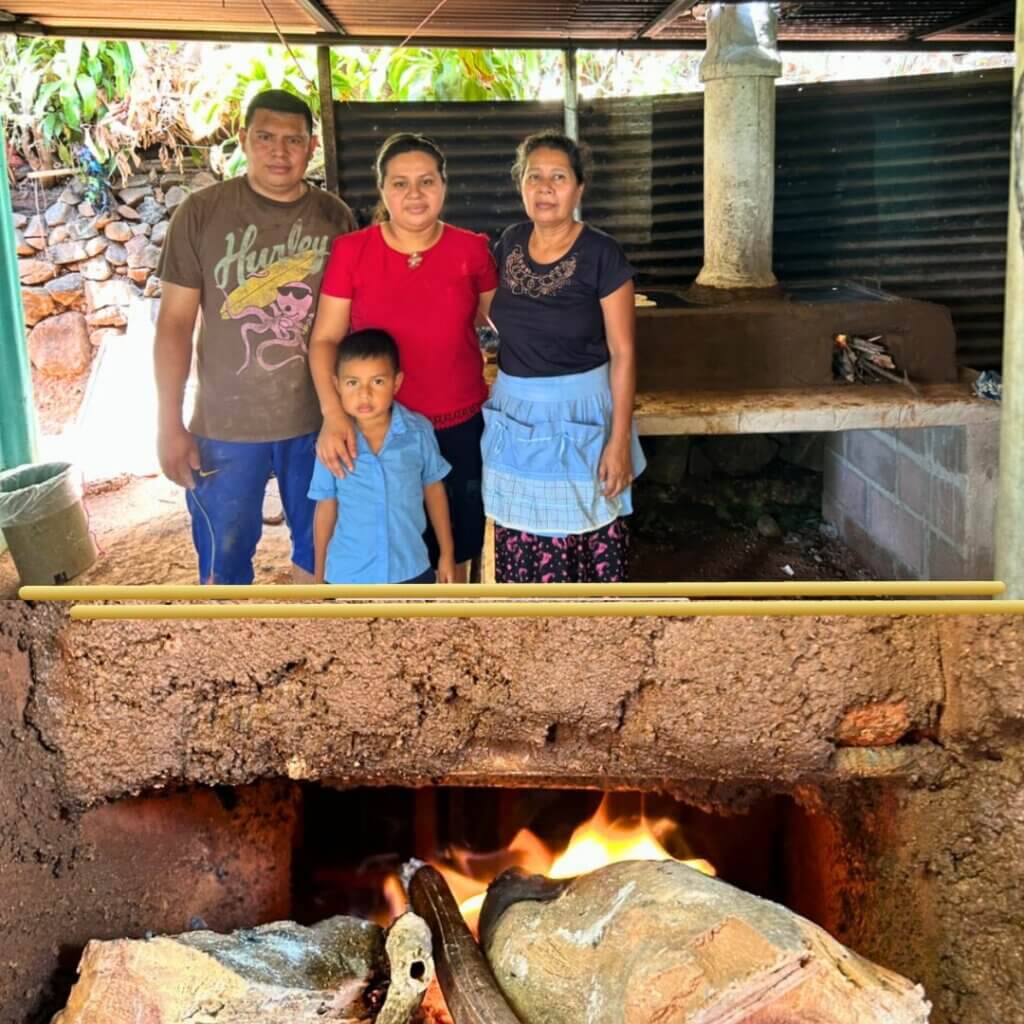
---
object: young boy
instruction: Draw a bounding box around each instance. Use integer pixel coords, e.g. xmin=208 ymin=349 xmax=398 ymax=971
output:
xmin=308 ymin=329 xmax=456 ymax=583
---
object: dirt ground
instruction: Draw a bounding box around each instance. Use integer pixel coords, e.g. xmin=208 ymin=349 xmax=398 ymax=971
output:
xmin=8 ymin=242 xmax=873 ymax=593
xmin=631 ymin=522 xmax=873 ymax=583
xmin=0 ymin=471 xmax=872 ymax=594
xmin=0 ymin=474 xmax=296 ymax=595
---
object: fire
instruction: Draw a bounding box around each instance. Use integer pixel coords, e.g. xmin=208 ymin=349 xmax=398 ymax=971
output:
xmin=387 ymin=796 xmax=716 ymax=929
xmin=549 ymin=799 xmax=714 ymax=879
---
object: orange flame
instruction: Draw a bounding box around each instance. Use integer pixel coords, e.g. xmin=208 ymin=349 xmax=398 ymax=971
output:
xmin=382 ymin=872 xmax=409 ymax=922
xmin=406 ymin=796 xmax=715 ymax=931
xmin=549 ymin=798 xmax=715 ymax=880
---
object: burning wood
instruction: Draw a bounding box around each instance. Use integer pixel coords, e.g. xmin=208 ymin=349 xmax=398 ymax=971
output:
xmin=408 ymin=865 xmax=522 ymax=1024
xmin=480 ymin=860 xmax=931 ymax=1024
xmin=377 ymin=912 xmax=436 ymax=1024
xmin=424 ymin=794 xmax=715 ymax=933
xmin=52 ymin=913 xmax=439 ymax=1024
xmin=834 ymin=333 xmax=918 ymax=394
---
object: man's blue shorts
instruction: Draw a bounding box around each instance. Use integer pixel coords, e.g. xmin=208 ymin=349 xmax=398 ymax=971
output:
xmin=186 ymin=432 xmax=317 ymax=584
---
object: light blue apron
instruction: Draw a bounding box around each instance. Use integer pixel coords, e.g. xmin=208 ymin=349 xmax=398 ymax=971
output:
xmin=481 ymin=363 xmax=647 ymax=536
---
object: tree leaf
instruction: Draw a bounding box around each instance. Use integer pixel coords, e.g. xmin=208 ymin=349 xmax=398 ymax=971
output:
xmin=64 ymin=39 xmax=83 ymax=76
xmin=19 ymin=68 xmax=42 ymax=111
xmin=110 ymin=45 xmax=133 ymax=96
xmin=76 ymin=74 xmax=98 ymax=120
xmin=59 ymin=81 xmax=81 ymax=132
xmin=34 ymin=80 xmax=61 ymax=116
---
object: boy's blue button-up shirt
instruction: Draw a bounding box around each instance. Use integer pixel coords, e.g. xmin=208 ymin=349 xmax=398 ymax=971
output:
xmin=308 ymin=402 xmax=451 ymax=583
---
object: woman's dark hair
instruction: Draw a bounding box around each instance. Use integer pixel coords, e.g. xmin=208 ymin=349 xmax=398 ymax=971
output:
xmin=373 ymin=133 xmax=447 ymax=223
xmin=336 ymin=328 xmax=401 ymax=374
xmin=512 ymin=129 xmax=589 ymax=187
xmin=375 ymin=133 xmax=447 ymax=187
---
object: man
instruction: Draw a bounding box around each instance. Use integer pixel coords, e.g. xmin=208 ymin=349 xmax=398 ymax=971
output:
xmin=156 ymin=90 xmax=355 ymax=583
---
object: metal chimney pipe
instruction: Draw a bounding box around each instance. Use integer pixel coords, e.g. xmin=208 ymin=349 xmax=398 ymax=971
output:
xmin=694 ymin=2 xmax=782 ymax=292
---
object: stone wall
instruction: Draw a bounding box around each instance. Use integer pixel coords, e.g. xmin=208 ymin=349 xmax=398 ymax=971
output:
xmin=15 ymin=168 xmax=216 ymax=382
xmin=822 ymin=424 xmax=999 ymax=580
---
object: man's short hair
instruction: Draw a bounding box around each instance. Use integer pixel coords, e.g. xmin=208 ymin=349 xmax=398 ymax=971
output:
xmin=244 ymin=89 xmax=313 ymax=134
xmin=337 ymin=329 xmax=401 ymax=374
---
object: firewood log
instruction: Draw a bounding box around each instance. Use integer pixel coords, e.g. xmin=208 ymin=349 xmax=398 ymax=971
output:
xmin=409 ymin=865 xmax=523 ymax=1024
xmin=376 ymin=912 xmax=435 ymax=1024
xmin=52 ymin=916 xmax=387 ymax=1023
xmin=480 ymin=860 xmax=930 ymax=1024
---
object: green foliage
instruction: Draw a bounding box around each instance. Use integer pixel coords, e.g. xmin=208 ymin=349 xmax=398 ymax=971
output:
xmin=1 ymin=37 xmax=556 ymax=172
xmin=186 ymin=43 xmax=320 ymax=141
xmin=376 ymin=48 xmax=547 ymax=101
xmin=190 ymin=44 xmax=551 ymax=177
xmin=4 ymin=37 xmax=1005 ymax=179
xmin=3 ymin=39 xmax=692 ymax=174
xmin=188 ymin=44 xmax=545 ymax=132
xmin=0 ymin=36 xmax=134 ymax=167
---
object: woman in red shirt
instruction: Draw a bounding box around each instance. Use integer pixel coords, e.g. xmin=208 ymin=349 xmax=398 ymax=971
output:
xmin=308 ymin=134 xmax=497 ymax=580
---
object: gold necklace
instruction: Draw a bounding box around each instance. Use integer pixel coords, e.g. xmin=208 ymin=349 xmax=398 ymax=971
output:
xmin=390 ymin=222 xmax=441 ymax=270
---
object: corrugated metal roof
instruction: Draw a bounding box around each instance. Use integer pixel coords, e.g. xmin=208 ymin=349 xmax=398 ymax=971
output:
xmin=661 ymin=2 xmax=1018 ymax=42
xmin=0 ymin=0 xmax=1015 ymax=46
xmin=0 ymin=0 xmax=319 ymax=34
xmin=329 ymin=0 xmax=671 ymax=39
xmin=334 ymin=68 xmax=1012 ymax=368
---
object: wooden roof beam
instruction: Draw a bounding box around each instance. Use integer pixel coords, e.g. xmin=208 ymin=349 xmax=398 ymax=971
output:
xmin=636 ymin=0 xmax=700 ymax=39
xmin=292 ymin=0 xmax=345 ymax=35
xmin=911 ymin=0 xmax=1014 ymax=40
xmin=0 ymin=10 xmax=46 ymax=33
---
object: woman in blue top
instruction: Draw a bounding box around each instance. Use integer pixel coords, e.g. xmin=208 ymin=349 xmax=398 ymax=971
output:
xmin=481 ymin=129 xmax=646 ymax=583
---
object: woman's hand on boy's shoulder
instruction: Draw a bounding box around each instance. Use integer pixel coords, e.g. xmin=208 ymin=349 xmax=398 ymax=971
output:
xmin=317 ymin=412 xmax=358 ymax=478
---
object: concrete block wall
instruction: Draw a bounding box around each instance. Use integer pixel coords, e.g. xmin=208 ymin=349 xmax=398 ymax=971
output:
xmin=822 ymin=423 xmax=999 ymax=580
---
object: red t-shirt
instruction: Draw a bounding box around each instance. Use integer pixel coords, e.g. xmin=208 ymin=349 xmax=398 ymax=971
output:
xmin=321 ymin=224 xmax=498 ymax=426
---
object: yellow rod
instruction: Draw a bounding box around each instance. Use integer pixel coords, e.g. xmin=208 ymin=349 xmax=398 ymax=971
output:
xmin=69 ymin=599 xmax=1024 ymax=621
xmin=23 ymin=580 xmax=1006 ymax=602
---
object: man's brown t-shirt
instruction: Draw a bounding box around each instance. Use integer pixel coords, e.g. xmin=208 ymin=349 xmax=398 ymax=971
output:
xmin=158 ymin=176 xmax=355 ymax=442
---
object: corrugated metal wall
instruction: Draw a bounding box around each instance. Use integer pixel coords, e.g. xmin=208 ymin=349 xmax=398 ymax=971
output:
xmin=773 ymin=70 xmax=1011 ymax=369
xmin=335 ymin=68 xmax=1012 ymax=368
xmin=336 ymin=100 xmax=561 ymax=234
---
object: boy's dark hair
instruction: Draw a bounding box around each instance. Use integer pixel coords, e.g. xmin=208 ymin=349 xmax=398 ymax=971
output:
xmin=336 ymin=329 xmax=401 ymax=374
xmin=512 ymin=128 xmax=589 ymax=186
xmin=244 ymin=90 xmax=313 ymax=134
